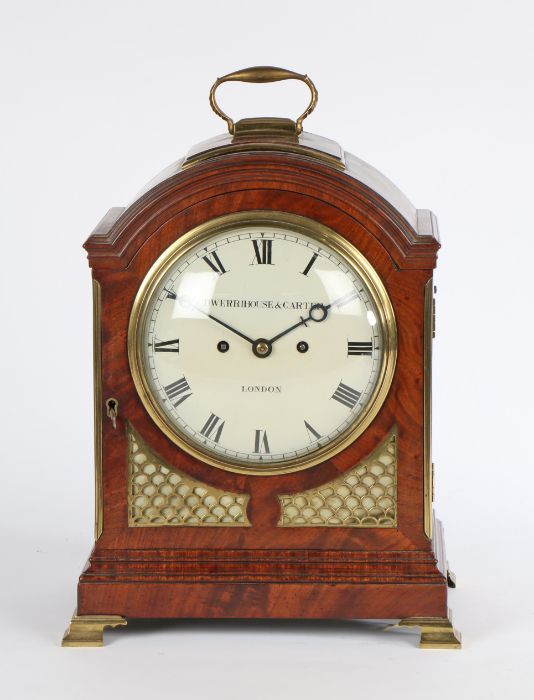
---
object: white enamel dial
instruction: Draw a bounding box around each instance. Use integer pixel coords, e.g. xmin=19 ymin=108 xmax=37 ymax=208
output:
xmin=130 ymin=214 xmax=396 ymax=474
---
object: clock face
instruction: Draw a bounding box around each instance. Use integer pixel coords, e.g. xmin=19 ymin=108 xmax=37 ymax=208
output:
xmin=129 ymin=213 xmax=396 ymax=474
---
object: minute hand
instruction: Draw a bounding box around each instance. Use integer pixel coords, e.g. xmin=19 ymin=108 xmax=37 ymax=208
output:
xmin=185 ymin=300 xmax=255 ymax=345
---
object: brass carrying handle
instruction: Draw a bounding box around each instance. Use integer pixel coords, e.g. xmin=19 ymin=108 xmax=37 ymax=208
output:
xmin=209 ymin=66 xmax=318 ymax=135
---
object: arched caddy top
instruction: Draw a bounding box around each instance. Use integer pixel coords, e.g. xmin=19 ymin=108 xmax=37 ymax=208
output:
xmin=84 ymin=130 xmax=440 ymax=271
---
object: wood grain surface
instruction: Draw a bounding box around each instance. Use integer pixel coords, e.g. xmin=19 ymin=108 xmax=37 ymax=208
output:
xmin=76 ymin=149 xmax=447 ymax=620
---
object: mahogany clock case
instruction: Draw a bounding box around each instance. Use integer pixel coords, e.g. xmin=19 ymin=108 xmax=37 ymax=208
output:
xmin=74 ymin=138 xmax=452 ymax=625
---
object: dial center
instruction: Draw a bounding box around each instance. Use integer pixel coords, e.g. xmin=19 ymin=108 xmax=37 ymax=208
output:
xmin=252 ymin=338 xmax=273 ymax=358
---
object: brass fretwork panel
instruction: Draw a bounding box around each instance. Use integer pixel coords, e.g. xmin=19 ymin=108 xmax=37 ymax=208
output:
xmin=128 ymin=426 xmax=250 ymax=527
xmin=278 ymin=428 xmax=397 ymax=527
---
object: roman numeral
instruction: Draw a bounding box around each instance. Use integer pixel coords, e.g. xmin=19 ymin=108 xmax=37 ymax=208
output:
xmin=333 ymin=289 xmax=359 ymax=308
xmin=202 ymin=251 xmax=227 ymax=275
xmin=200 ymin=413 xmax=225 ymax=443
xmin=166 ymin=289 xmax=177 ymax=300
xmin=301 ymin=252 xmax=319 ymax=276
xmin=254 ymin=429 xmax=270 ymax=454
xmin=347 ymin=341 xmax=372 ymax=356
xmin=154 ymin=338 xmax=180 ymax=353
xmin=332 ymin=381 xmax=361 ymax=409
xmin=163 ymin=377 xmax=192 ymax=407
xmin=304 ymin=420 xmax=321 ymax=441
xmin=251 ymin=239 xmax=273 ymax=265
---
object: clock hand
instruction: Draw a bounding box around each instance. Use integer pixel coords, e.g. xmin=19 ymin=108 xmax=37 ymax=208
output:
xmin=177 ymin=288 xmax=356 ymax=352
xmin=267 ymin=289 xmax=359 ymax=345
xmin=180 ymin=298 xmax=255 ymax=345
xmin=205 ymin=311 xmax=255 ymax=345
xmin=268 ymin=303 xmax=328 ymax=344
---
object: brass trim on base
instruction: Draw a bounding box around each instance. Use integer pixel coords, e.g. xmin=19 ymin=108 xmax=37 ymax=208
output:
xmin=61 ymin=610 xmax=127 ymax=647
xmin=390 ymin=609 xmax=461 ymax=649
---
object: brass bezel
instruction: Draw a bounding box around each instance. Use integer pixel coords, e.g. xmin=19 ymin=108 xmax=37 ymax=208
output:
xmin=128 ymin=211 xmax=397 ymax=476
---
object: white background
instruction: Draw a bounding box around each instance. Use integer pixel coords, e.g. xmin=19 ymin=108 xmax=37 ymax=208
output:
xmin=1 ymin=0 xmax=533 ymax=697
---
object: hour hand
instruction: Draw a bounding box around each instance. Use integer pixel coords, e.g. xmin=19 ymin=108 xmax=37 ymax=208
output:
xmin=267 ymin=287 xmax=359 ymax=347
xmin=268 ymin=303 xmax=329 ymax=345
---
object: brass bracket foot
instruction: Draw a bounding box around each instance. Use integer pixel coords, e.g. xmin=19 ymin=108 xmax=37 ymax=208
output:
xmin=61 ymin=609 xmax=127 ymax=647
xmin=388 ymin=608 xmax=461 ymax=649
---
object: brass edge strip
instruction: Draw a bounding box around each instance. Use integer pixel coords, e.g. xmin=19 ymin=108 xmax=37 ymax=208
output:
xmin=423 ymin=278 xmax=433 ymax=539
xmin=182 ymin=143 xmax=345 ymax=171
xmin=93 ymin=279 xmax=103 ymax=540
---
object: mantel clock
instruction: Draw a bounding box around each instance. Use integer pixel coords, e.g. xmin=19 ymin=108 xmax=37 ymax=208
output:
xmin=62 ymin=67 xmax=460 ymax=649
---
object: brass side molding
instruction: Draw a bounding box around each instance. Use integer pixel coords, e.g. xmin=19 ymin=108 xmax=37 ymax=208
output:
xmin=389 ymin=609 xmax=461 ymax=649
xmin=62 ymin=610 xmax=127 ymax=647
xmin=92 ymin=279 xmax=103 ymax=540
xmin=423 ymin=278 xmax=434 ymax=538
